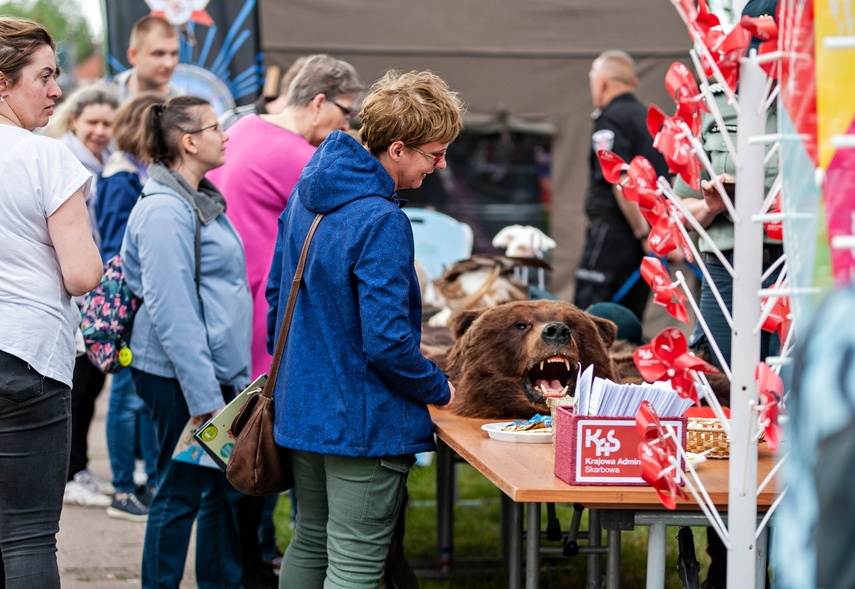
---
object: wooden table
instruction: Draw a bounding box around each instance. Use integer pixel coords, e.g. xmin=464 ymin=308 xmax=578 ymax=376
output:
xmin=430 ymin=409 xmax=778 ymax=589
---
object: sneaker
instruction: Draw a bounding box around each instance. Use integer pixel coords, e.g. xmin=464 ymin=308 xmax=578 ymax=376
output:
xmin=106 ymin=491 xmax=149 ymax=522
xmin=73 ymin=468 xmax=115 ymax=495
xmin=64 ymin=480 xmax=112 ymax=507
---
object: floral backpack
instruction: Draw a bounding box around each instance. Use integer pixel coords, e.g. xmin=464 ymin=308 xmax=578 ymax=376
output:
xmin=80 ymin=254 xmax=141 ymax=373
xmin=80 ymin=197 xmax=202 ymax=374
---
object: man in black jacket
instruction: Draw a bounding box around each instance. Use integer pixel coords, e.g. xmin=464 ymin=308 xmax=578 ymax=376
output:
xmin=573 ymin=50 xmax=670 ymax=321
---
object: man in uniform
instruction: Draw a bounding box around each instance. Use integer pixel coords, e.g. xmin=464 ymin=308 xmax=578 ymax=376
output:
xmin=573 ymin=50 xmax=670 ymax=321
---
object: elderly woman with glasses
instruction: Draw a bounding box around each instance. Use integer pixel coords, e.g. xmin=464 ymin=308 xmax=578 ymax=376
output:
xmin=208 ymin=53 xmax=363 ymax=380
xmin=266 ymin=69 xmax=462 ymax=588
xmin=120 ymin=95 xmax=251 ymax=589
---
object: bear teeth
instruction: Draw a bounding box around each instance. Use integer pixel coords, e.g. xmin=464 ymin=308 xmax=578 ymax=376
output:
xmin=540 ymin=357 xmax=570 ymax=371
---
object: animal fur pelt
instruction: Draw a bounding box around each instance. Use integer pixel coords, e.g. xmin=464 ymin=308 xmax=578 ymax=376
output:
xmin=441 ymin=300 xmax=618 ymax=419
xmin=426 ymin=254 xmax=550 ymax=327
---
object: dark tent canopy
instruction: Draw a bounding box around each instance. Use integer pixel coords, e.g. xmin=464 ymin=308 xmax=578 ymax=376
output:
xmin=259 ymin=0 xmax=691 ymax=300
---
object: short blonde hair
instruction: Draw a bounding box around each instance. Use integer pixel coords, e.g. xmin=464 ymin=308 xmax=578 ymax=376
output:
xmin=129 ymin=15 xmax=176 ymax=49
xmin=359 ymin=70 xmax=465 ymax=156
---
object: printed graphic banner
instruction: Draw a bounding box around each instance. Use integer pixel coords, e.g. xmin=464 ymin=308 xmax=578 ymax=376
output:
xmin=814 ymin=0 xmax=855 ymax=286
xmin=104 ymin=0 xmax=263 ymax=113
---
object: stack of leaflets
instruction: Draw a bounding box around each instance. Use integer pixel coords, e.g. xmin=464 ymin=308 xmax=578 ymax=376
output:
xmin=574 ymin=364 xmax=696 ymax=417
xmin=172 ymin=374 xmax=267 ymax=471
xmin=171 ymin=414 xmax=219 ymax=469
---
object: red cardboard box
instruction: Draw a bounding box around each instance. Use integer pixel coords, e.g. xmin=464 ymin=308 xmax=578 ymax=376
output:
xmin=553 ymin=405 xmax=687 ymax=486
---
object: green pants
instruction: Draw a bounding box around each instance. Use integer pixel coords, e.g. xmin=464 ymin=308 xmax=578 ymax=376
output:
xmin=280 ymin=450 xmax=415 ymax=589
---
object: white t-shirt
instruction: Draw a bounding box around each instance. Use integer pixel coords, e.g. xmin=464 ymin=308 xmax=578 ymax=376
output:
xmin=0 ymin=126 xmax=92 ymax=387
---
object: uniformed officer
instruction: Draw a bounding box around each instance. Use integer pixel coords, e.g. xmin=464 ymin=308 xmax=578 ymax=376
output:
xmin=574 ymin=50 xmax=671 ymax=321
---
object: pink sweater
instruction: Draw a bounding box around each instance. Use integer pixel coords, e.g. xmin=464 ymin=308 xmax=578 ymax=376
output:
xmin=207 ymin=115 xmax=316 ymax=377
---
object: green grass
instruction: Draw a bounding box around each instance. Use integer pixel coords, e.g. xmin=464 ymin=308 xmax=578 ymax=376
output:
xmin=272 ymin=458 xmax=711 ymax=588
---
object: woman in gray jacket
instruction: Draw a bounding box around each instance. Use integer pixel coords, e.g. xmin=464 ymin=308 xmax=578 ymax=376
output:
xmin=121 ymin=95 xmax=251 ymax=589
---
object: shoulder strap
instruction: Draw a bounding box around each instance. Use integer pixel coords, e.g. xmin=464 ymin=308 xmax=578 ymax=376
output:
xmin=140 ymin=191 xmax=204 ymax=316
xmin=193 ymin=211 xmax=204 ymax=320
xmin=263 ymin=213 xmax=324 ymax=398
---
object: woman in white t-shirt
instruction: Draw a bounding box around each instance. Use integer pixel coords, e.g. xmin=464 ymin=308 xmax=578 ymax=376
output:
xmin=0 ymin=16 xmax=103 ymax=588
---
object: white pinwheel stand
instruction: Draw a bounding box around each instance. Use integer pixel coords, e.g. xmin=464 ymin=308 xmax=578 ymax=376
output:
xmin=648 ymin=3 xmax=799 ymax=587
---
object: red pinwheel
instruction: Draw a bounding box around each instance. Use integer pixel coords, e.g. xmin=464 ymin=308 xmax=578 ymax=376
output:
xmin=740 ymin=13 xmax=778 ymax=44
xmin=596 ymin=152 xmax=663 ymax=212
xmin=597 ymin=150 xmax=629 ymax=184
xmin=755 ymin=362 xmax=785 ymax=452
xmin=761 ymin=285 xmax=791 ymax=344
xmin=685 ymin=0 xmax=721 ymax=40
xmin=641 ymin=258 xmax=690 ymax=324
xmin=679 ymin=0 xmax=752 ymax=93
xmin=764 ymin=192 xmax=784 ymax=241
xmin=741 ymin=12 xmax=780 ymax=78
xmin=636 ymin=401 xmax=686 ymax=510
xmin=665 ymin=62 xmax=707 ymax=136
xmin=648 ymin=105 xmax=700 ymax=191
xmin=642 ymin=195 xmax=694 ymax=263
xmin=633 ymin=327 xmax=719 ymax=406
xmin=625 ymin=156 xmax=660 ymax=205
xmin=702 ymin=26 xmax=752 ymax=91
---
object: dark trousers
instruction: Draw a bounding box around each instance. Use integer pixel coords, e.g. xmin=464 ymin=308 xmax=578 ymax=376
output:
xmin=132 ymin=369 xmax=243 ymax=589
xmin=689 ymin=259 xmax=781 ymax=371
xmin=0 ymin=350 xmax=71 ymax=589
xmin=69 ymin=355 xmax=106 ymax=479
xmin=574 ymin=217 xmax=649 ymax=321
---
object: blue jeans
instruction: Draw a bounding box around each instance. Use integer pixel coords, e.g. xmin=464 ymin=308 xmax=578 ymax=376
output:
xmin=690 ymin=261 xmax=781 ymax=370
xmin=281 ymin=450 xmax=414 ymax=589
xmin=0 ymin=350 xmax=70 ymax=589
xmin=132 ymin=370 xmax=243 ymax=589
xmin=106 ymin=368 xmax=157 ymax=493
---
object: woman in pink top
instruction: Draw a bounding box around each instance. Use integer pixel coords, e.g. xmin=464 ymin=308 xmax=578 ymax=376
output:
xmin=208 ymin=54 xmax=363 ymax=378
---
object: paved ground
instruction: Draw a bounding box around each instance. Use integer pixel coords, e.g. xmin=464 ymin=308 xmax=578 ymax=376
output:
xmin=56 ymin=379 xmax=197 ymax=588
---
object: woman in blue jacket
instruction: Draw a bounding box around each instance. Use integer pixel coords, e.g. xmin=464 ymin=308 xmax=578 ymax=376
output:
xmin=121 ymin=95 xmax=251 ymax=589
xmin=267 ymin=70 xmax=462 ymax=588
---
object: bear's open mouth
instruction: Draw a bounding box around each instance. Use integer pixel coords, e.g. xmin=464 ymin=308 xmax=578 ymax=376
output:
xmin=525 ymin=355 xmax=572 ymax=399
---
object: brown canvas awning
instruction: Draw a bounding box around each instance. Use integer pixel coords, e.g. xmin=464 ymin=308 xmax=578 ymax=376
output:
xmin=259 ymin=0 xmax=691 ymax=300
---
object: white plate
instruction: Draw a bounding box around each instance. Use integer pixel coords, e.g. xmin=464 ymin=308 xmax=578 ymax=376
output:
xmin=685 ymin=452 xmax=707 ymax=469
xmin=481 ymin=422 xmax=552 ymax=444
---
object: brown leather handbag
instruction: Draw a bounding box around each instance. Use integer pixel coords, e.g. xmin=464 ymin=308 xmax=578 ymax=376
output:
xmin=226 ymin=213 xmax=323 ymax=496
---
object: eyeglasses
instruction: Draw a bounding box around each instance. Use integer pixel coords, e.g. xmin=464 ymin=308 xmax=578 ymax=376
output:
xmin=328 ymin=98 xmax=354 ymax=119
xmin=183 ymin=122 xmax=220 ymax=134
xmin=408 ymin=145 xmax=447 ymax=166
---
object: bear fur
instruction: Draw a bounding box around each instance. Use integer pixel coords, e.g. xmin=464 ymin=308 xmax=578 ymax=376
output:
xmin=442 ymin=300 xmax=618 ymax=420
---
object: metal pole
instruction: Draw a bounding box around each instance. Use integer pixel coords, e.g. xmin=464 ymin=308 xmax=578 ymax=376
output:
xmin=606 ymin=528 xmax=622 ymax=589
xmin=645 ymin=522 xmax=667 ymax=589
xmin=588 ymin=509 xmax=602 ymax=589
xmin=508 ymin=499 xmax=524 ymax=589
xmin=727 ymin=55 xmax=766 ymax=589
xmin=526 ymin=503 xmax=541 ymax=589
xmin=435 ymin=438 xmax=455 ymax=573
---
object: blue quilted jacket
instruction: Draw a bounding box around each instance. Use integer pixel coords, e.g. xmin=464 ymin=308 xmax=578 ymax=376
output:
xmin=267 ymin=131 xmax=450 ymax=457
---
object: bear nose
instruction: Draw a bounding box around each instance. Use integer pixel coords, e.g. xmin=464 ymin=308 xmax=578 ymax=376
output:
xmin=541 ymin=322 xmax=571 ymax=346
